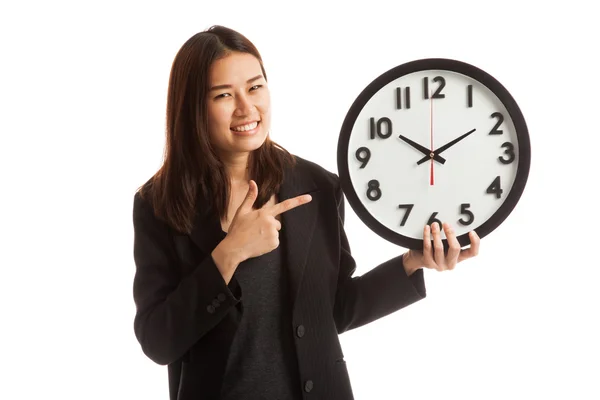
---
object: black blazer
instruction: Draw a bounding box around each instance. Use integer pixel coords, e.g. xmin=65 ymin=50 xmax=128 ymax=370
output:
xmin=132 ymin=155 xmax=426 ymax=400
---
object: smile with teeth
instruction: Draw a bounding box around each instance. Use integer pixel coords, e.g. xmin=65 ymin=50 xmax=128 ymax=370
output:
xmin=231 ymin=121 xmax=259 ymax=132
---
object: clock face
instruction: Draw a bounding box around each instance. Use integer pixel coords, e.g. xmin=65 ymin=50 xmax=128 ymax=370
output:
xmin=337 ymin=58 xmax=530 ymax=250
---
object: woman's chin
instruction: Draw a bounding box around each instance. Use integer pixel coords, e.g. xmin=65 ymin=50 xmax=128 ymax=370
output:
xmin=229 ymin=136 xmax=268 ymax=154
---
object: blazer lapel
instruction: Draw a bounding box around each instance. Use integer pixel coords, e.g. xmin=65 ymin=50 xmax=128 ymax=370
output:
xmin=189 ymin=191 xmax=225 ymax=256
xmin=278 ymin=162 xmax=320 ymax=309
xmin=188 ymin=160 xmax=320 ymax=308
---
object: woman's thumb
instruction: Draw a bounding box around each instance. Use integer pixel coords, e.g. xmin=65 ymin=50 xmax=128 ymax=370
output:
xmin=237 ymin=180 xmax=258 ymax=214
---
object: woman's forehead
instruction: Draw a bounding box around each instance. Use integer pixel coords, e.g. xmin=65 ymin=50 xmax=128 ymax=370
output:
xmin=209 ymin=52 xmax=263 ymax=85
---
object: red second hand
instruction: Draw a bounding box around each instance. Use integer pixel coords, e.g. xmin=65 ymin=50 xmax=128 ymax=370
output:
xmin=430 ymin=89 xmax=434 ymax=186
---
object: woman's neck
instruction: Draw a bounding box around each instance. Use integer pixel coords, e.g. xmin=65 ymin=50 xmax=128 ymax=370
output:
xmin=221 ymin=151 xmax=250 ymax=184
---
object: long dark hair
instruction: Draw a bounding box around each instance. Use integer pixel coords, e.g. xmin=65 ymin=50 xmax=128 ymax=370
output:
xmin=137 ymin=25 xmax=296 ymax=234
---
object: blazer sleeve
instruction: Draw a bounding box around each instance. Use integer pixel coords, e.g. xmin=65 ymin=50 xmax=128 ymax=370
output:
xmin=132 ymin=192 xmax=241 ymax=366
xmin=332 ymin=176 xmax=426 ymax=334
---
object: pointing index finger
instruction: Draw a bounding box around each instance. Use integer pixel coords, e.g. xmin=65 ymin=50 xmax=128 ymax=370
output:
xmin=269 ymin=194 xmax=313 ymax=217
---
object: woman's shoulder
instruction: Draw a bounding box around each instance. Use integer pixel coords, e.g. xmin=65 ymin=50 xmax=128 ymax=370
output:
xmin=290 ymin=154 xmax=340 ymax=190
xmin=132 ymin=176 xmax=164 ymax=225
xmin=133 ymin=176 xmax=156 ymax=207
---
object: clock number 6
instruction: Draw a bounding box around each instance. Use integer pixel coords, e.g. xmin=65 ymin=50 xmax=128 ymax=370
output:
xmin=366 ymin=179 xmax=382 ymax=201
xmin=427 ymin=212 xmax=443 ymax=228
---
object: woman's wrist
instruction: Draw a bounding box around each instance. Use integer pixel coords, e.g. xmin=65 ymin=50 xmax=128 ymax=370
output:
xmin=402 ymin=251 xmax=422 ymax=276
xmin=212 ymin=237 xmax=243 ymax=283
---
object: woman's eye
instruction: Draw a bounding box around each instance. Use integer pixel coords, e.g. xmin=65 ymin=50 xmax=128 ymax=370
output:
xmin=250 ymin=85 xmax=262 ymax=91
xmin=215 ymin=93 xmax=230 ymax=99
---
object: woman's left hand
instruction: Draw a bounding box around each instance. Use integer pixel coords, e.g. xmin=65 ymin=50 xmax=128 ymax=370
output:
xmin=403 ymin=222 xmax=480 ymax=274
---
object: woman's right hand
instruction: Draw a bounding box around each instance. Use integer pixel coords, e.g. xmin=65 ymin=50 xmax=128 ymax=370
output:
xmin=212 ymin=180 xmax=312 ymax=281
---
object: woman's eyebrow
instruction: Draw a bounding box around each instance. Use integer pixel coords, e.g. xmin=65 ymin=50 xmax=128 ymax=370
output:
xmin=210 ymin=75 xmax=264 ymax=91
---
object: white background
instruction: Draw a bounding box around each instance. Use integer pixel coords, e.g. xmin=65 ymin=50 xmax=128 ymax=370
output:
xmin=1 ymin=1 xmax=598 ymax=399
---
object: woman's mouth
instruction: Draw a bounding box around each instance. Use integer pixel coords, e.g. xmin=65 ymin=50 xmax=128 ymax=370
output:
xmin=231 ymin=121 xmax=260 ymax=136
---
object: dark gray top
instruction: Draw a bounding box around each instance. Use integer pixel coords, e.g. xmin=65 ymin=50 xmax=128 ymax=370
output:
xmin=220 ymin=229 xmax=303 ymax=400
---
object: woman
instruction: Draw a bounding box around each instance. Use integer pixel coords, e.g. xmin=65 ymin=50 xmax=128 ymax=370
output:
xmin=132 ymin=25 xmax=480 ymax=400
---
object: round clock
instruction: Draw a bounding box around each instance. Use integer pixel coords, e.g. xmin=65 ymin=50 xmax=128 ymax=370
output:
xmin=337 ymin=58 xmax=530 ymax=250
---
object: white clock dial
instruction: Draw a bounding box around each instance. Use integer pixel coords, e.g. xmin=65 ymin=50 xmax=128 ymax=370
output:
xmin=338 ymin=59 xmax=530 ymax=249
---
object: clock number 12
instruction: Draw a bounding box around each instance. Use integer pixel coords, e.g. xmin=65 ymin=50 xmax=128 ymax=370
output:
xmin=423 ymin=76 xmax=446 ymax=99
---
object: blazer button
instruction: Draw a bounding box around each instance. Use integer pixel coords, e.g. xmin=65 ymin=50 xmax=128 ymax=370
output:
xmin=212 ymin=299 xmax=220 ymax=307
xmin=207 ymin=305 xmax=215 ymax=314
xmin=304 ymin=380 xmax=313 ymax=393
xmin=296 ymin=324 xmax=305 ymax=338
xmin=217 ymin=293 xmax=226 ymax=302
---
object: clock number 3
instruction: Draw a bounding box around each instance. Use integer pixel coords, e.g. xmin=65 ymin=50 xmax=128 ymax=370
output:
xmin=366 ymin=180 xmax=382 ymax=201
xmin=499 ymin=142 xmax=515 ymax=164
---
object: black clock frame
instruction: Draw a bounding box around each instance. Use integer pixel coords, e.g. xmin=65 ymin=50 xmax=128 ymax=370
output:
xmin=337 ymin=58 xmax=531 ymax=250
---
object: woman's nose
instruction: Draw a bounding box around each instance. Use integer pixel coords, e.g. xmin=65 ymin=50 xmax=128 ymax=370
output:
xmin=234 ymin=94 xmax=253 ymax=116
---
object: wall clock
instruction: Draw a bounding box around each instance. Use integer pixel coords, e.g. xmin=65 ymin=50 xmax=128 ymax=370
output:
xmin=337 ymin=58 xmax=530 ymax=250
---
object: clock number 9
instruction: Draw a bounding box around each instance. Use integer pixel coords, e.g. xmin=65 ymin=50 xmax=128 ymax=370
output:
xmin=499 ymin=142 xmax=515 ymax=164
xmin=366 ymin=179 xmax=382 ymax=201
xmin=355 ymin=147 xmax=371 ymax=168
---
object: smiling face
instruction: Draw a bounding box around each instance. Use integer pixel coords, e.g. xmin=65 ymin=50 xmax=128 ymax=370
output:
xmin=206 ymin=51 xmax=271 ymax=162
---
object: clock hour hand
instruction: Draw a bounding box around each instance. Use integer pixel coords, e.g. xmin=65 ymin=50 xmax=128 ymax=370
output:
xmin=416 ymin=128 xmax=476 ymax=165
xmin=398 ymin=134 xmax=446 ymax=164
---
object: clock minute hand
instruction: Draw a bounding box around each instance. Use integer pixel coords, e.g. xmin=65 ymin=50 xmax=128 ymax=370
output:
xmin=398 ymin=134 xmax=446 ymax=164
xmin=416 ymin=128 xmax=476 ymax=165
